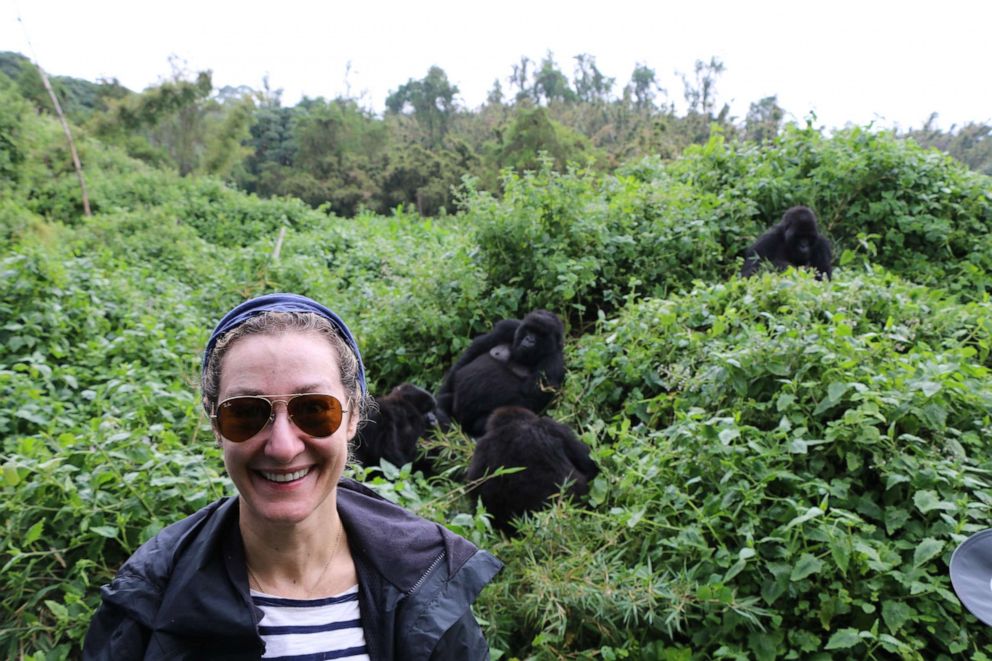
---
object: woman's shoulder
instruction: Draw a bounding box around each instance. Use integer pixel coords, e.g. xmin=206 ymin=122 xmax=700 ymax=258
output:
xmin=337 ymin=479 xmax=501 ymax=592
xmin=112 ymin=497 xmax=238 ymax=589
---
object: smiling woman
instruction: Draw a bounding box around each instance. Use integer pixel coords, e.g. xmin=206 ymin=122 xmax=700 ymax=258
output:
xmin=81 ymin=293 xmax=502 ymax=660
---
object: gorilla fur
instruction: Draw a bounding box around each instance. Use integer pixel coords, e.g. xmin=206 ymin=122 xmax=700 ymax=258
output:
xmin=436 ymin=310 xmax=565 ymax=438
xmin=741 ymin=206 xmax=833 ymax=280
xmin=466 ymin=406 xmax=598 ymax=534
xmin=354 ymin=383 xmax=437 ymax=470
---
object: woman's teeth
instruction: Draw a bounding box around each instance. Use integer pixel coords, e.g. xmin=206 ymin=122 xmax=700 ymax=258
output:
xmin=260 ymin=468 xmax=310 ymax=483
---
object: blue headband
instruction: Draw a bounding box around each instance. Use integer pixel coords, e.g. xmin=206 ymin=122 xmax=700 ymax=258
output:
xmin=201 ymin=293 xmax=367 ymax=397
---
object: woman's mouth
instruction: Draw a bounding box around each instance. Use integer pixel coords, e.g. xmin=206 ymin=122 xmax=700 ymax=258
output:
xmin=257 ymin=467 xmax=311 ymax=483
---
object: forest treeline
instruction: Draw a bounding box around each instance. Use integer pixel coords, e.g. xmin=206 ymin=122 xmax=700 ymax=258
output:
xmin=2 ymin=50 xmax=990 ymax=218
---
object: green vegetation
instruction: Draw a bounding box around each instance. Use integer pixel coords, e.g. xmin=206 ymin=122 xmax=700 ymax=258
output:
xmin=2 ymin=60 xmax=992 ymax=659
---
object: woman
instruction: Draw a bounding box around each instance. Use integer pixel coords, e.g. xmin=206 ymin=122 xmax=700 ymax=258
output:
xmin=83 ymin=293 xmax=502 ymax=660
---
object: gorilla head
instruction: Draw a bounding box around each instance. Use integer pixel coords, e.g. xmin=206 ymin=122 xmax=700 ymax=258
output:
xmin=510 ymin=310 xmax=564 ymax=366
xmin=741 ymin=205 xmax=833 ymax=280
xmin=781 ymin=206 xmax=821 ymax=265
xmin=355 ymin=383 xmax=437 ymax=470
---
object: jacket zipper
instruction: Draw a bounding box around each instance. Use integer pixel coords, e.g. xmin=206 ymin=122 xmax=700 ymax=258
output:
xmin=408 ymin=552 xmax=444 ymax=594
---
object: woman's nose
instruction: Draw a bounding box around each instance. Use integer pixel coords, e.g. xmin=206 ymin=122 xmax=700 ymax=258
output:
xmin=263 ymin=402 xmax=305 ymax=460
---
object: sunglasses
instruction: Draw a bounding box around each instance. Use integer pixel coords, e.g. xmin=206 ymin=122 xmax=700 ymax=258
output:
xmin=211 ymin=393 xmax=349 ymax=443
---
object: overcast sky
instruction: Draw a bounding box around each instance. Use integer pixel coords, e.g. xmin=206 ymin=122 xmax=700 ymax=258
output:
xmin=2 ymin=0 xmax=988 ymax=131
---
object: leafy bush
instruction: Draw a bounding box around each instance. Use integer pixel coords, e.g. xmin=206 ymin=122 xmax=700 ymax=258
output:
xmin=3 ymin=89 xmax=992 ymax=659
xmin=671 ymin=126 xmax=992 ymax=297
xmin=462 ymin=161 xmax=756 ymax=325
xmin=482 ymin=272 xmax=991 ymax=658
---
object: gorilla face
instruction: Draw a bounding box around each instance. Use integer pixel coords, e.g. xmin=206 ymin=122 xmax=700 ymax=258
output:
xmin=783 ymin=209 xmax=820 ymax=264
xmin=511 ymin=310 xmax=564 ymax=366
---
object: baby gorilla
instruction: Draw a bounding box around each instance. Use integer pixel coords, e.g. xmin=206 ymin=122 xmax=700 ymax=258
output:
xmin=741 ymin=206 xmax=833 ymax=280
xmin=466 ymin=407 xmax=598 ymax=534
xmin=436 ymin=310 xmax=565 ymax=438
xmin=354 ymin=383 xmax=437 ymax=470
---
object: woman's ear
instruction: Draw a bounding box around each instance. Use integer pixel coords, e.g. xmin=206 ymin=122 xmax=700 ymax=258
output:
xmin=346 ymin=402 xmax=360 ymax=441
xmin=203 ymin=398 xmax=223 ymax=446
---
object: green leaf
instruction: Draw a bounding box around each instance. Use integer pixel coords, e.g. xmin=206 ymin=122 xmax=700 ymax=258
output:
xmin=90 ymin=526 xmax=118 ymax=538
xmin=790 ymin=553 xmax=824 ymax=581
xmin=2 ymin=462 xmax=20 ymax=487
xmin=827 ymin=382 xmax=849 ymax=402
xmin=45 ymin=600 xmax=68 ymax=621
xmin=824 ymin=628 xmax=862 ymax=650
xmin=913 ymin=490 xmax=954 ymax=513
xmin=776 ymin=394 xmax=796 ymax=412
xmin=829 ymin=536 xmax=851 ymax=574
xmin=785 ymin=506 xmax=823 ymax=529
xmin=718 ymin=428 xmax=739 ymax=444
xmin=882 ymin=601 xmax=915 ymax=633
xmin=913 ymin=537 xmax=944 ymax=567
xmin=919 ymin=403 xmax=948 ymax=429
xmin=23 ymin=520 xmax=43 ymax=545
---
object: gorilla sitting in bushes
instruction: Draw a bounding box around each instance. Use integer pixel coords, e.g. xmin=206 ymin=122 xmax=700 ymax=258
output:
xmin=354 ymin=383 xmax=438 ymax=471
xmin=437 ymin=310 xmax=565 ymax=437
xmin=466 ymin=407 xmax=598 ymax=534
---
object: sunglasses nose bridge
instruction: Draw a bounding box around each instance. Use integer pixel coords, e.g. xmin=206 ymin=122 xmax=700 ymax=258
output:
xmin=266 ymin=397 xmax=294 ymax=422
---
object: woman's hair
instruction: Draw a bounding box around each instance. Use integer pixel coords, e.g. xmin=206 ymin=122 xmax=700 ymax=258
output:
xmin=201 ymin=311 xmax=372 ymax=424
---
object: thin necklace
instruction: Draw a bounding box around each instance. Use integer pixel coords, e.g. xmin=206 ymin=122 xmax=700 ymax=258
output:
xmin=247 ymin=523 xmax=344 ymax=599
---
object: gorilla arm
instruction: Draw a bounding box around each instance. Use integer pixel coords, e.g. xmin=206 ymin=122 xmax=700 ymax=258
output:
xmin=810 ymin=236 xmax=833 ymax=280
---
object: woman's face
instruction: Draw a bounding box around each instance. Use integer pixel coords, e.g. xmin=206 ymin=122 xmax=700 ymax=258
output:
xmin=214 ymin=330 xmax=358 ymax=530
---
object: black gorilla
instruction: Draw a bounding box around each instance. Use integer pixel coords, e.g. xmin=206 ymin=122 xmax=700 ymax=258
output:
xmin=741 ymin=206 xmax=833 ymax=280
xmin=466 ymin=407 xmax=598 ymax=534
xmin=436 ymin=310 xmax=565 ymax=438
xmin=354 ymin=383 xmax=437 ymax=470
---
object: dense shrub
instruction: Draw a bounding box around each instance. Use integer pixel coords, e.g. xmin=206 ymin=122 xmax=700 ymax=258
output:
xmin=3 ymin=92 xmax=992 ymax=659
xmin=671 ymin=126 xmax=992 ymax=297
xmin=461 ymin=161 xmax=756 ymax=326
xmin=480 ymin=272 xmax=992 ymax=658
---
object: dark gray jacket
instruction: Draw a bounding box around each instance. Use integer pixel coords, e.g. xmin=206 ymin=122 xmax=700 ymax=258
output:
xmin=82 ymin=479 xmax=502 ymax=660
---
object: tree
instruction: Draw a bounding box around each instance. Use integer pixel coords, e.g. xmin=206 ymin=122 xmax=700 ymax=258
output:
xmin=385 ymin=66 xmax=459 ymax=147
xmin=681 ymin=56 xmax=725 ymax=116
xmin=573 ymin=54 xmax=614 ymax=104
xmin=902 ymin=114 xmax=992 ymax=175
xmin=532 ymin=52 xmax=575 ymax=106
xmin=492 ymin=106 xmax=595 ymax=173
xmin=744 ymin=95 xmax=785 ymax=143
xmin=509 ymin=56 xmax=532 ymax=103
xmin=626 ymin=63 xmax=663 ymax=110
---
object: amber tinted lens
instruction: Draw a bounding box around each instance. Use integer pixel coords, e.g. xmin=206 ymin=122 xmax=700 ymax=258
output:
xmin=287 ymin=394 xmax=343 ymax=437
xmin=217 ymin=397 xmax=272 ymax=442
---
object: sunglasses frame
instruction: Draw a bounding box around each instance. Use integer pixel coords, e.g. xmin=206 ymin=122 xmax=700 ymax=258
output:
xmin=211 ymin=393 xmax=350 ymax=443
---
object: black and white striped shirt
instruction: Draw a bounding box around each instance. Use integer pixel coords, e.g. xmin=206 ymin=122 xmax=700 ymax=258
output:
xmin=252 ymin=585 xmax=370 ymax=660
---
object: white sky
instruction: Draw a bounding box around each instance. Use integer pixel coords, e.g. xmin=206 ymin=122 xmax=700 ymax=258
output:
xmin=2 ymin=0 xmax=989 ymax=131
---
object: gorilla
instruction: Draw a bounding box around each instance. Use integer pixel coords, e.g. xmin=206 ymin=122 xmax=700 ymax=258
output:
xmin=741 ymin=206 xmax=833 ymax=280
xmin=436 ymin=310 xmax=565 ymax=438
xmin=466 ymin=407 xmax=598 ymax=534
xmin=354 ymin=383 xmax=438 ymax=470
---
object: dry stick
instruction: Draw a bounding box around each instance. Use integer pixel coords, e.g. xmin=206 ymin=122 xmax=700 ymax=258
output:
xmin=271 ymin=226 xmax=287 ymax=263
xmin=35 ymin=62 xmax=91 ymax=217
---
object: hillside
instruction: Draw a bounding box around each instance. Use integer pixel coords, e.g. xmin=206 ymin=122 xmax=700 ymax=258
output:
xmin=2 ymin=73 xmax=992 ymax=659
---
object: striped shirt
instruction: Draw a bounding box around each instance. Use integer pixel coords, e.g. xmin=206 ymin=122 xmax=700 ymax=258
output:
xmin=252 ymin=585 xmax=370 ymax=660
